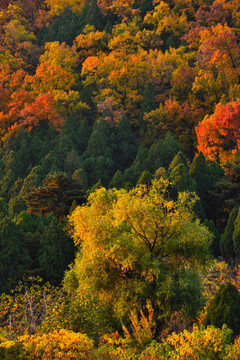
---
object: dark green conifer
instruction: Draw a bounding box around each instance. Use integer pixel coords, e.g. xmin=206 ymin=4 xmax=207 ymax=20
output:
xmin=233 ymin=208 xmax=240 ymax=260
xmin=86 ymin=119 xmax=111 ymax=157
xmin=124 ymin=145 xmax=149 ymax=186
xmin=203 ymin=282 xmax=240 ymax=336
xmin=87 ymin=156 xmax=114 ymax=187
xmin=169 ymin=151 xmax=196 ymax=193
xmin=220 ymin=206 xmax=238 ymax=262
xmin=60 ymin=116 xmax=83 ymax=151
xmin=210 ymin=151 xmax=240 ymax=232
xmin=137 ymin=170 xmax=153 ymax=187
xmin=203 ymin=219 xmax=220 ymax=257
xmin=20 ymin=166 xmax=46 ymax=198
xmin=146 ymin=141 xmax=164 ymax=173
xmin=64 ymin=150 xmax=82 ymax=175
xmin=78 ymin=0 xmax=105 ymax=32
xmin=139 ymin=81 xmax=156 ymax=134
xmin=78 ymin=117 xmax=91 ymax=153
xmin=168 ymin=151 xmax=189 ymax=172
xmin=38 ymin=220 xmax=75 ymax=285
xmin=86 ymin=130 xmax=108 ymax=158
xmin=160 ymin=131 xmax=182 ymax=168
xmin=72 ymin=168 xmax=88 ymax=190
xmin=190 ymin=152 xmax=224 ymax=220
xmin=109 ymin=170 xmax=124 ymax=189
xmin=139 ymin=0 xmax=154 ymax=16
xmin=82 ymin=119 xmax=114 ymax=186
xmin=36 ymin=24 xmax=48 ymax=46
xmin=140 ymin=82 xmax=156 ymax=118
xmin=114 ymin=117 xmax=138 ymax=171
xmin=29 ymin=123 xmax=57 ymax=165
xmin=0 ymin=150 xmax=25 ymax=200
xmin=0 ymin=216 xmax=31 ymax=293
xmin=37 ymin=7 xmax=80 ymax=45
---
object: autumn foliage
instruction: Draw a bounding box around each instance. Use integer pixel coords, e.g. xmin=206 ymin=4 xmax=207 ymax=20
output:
xmin=0 ymin=0 xmax=240 ymax=358
xmin=196 ymin=99 xmax=240 ymax=163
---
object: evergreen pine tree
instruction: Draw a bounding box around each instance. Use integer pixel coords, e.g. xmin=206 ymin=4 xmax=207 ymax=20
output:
xmin=60 ymin=116 xmax=83 ymax=151
xmin=168 ymin=151 xmax=189 ymax=172
xmin=160 ymin=131 xmax=182 ymax=168
xmin=220 ymin=206 xmax=238 ymax=262
xmin=78 ymin=0 xmax=105 ymax=32
xmin=36 ymin=24 xmax=48 ymax=46
xmin=190 ymin=152 xmax=224 ymax=220
xmin=169 ymin=151 xmax=196 ymax=193
xmin=233 ymin=208 xmax=240 ymax=260
xmin=78 ymin=117 xmax=91 ymax=153
xmin=0 ymin=216 xmax=31 ymax=293
xmin=146 ymin=141 xmax=164 ymax=173
xmin=20 ymin=166 xmax=46 ymax=198
xmin=114 ymin=117 xmax=138 ymax=171
xmin=124 ymin=145 xmax=149 ymax=186
xmin=85 ymin=118 xmax=111 ymax=158
xmin=210 ymin=151 xmax=240 ymax=232
xmin=139 ymin=81 xmax=156 ymax=134
xmin=38 ymin=7 xmax=81 ymax=45
xmin=72 ymin=168 xmax=88 ymax=190
xmin=82 ymin=119 xmax=114 ymax=186
xmin=64 ymin=150 xmax=82 ymax=175
xmin=139 ymin=0 xmax=154 ymax=16
xmin=140 ymin=82 xmax=156 ymax=118
xmin=203 ymin=219 xmax=221 ymax=257
xmin=38 ymin=220 xmax=75 ymax=285
xmin=109 ymin=170 xmax=124 ymax=189
xmin=203 ymin=282 xmax=240 ymax=336
xmin=137 ymin=170 xmax=153 ymax=187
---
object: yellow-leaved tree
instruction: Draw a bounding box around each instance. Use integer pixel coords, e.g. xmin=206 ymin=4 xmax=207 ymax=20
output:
xmin=45 ymin=0 xmax=86 ymax=16
xmin=64 ymin=179 xmax=212 ymax=330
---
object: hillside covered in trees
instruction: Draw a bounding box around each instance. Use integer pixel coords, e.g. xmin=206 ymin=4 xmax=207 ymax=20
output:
xmin=0 ymin=0 xmax=240 ymax=358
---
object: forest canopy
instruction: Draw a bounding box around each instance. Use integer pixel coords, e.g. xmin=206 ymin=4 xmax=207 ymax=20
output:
xmin=0 ymin=0 xmax=240 ymax=358
xmin=66 ymin=180 xmax=212 ymax=321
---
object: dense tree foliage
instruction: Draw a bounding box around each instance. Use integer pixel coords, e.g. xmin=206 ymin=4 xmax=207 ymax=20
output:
xmin=65 ymin=180 xmax=212 ymax=328
xmin=196 ymin=100 xmax=240 ymax=164
xmin=0 ymin=0 xmax=240 ymax=357
xmin=203 ymin=282 xmax=240 ymax=336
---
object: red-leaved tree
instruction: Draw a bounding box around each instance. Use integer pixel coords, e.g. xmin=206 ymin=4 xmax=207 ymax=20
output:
xmin=196 ymin=99 xmax=240 ymax=163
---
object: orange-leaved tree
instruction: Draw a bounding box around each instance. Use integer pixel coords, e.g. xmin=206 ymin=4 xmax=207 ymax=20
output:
xmin=196 ymin=99 xmax=240 ymax=164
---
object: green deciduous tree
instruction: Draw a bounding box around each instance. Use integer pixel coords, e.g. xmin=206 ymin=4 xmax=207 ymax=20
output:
xmin=141 ymin=325 xmax=233 ymax=360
